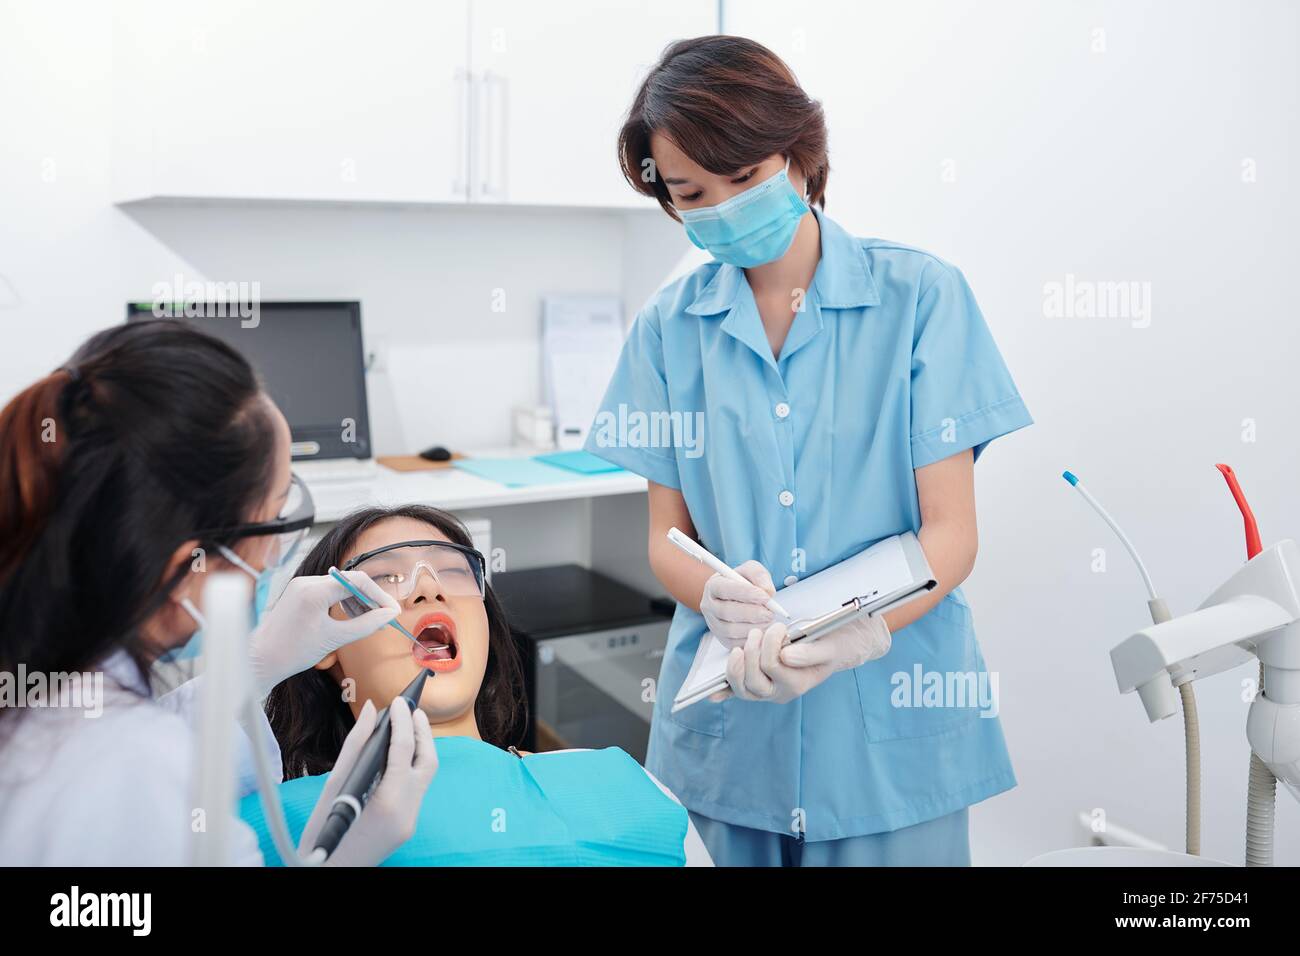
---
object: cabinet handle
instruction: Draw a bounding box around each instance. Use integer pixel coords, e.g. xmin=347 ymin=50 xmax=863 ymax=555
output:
xmin=452 ymin=67 xmax=470 ymax=198
xmin=477 ymin=69 xmax=491 ymax=198
xmin=495 ymin=74 xmax=509 ymax=201
xmin=478 ymin=70 xmax=509 ymax=200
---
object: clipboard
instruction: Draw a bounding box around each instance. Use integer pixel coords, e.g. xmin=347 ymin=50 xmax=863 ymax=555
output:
xmin=671 ymin=532 xmax=936 ymax=712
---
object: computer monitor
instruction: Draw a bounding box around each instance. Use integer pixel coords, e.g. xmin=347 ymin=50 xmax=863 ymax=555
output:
xmin=126 ymin=301 xmax=372 ymax=461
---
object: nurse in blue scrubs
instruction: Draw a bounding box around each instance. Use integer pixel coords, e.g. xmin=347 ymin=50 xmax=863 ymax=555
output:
xmin=584 ymin=36 xmax=1033 ymax=866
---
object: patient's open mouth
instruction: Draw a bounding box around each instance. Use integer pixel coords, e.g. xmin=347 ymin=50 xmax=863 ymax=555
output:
xmin=412 ymin=612 xmax=460 ymax=671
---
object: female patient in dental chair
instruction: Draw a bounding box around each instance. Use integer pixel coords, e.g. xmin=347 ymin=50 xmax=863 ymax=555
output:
xmin=239 ymin=505 xmax=708 ymax=866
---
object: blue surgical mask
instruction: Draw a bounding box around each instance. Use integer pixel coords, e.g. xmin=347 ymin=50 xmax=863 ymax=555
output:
xmin=678 ymin=159 xmax=810 ymax=268
xmin=159 ymin=597 xmax=208 ymax=663
xmin=159 ymin=548 xmax=275 ymax=663
xmin=217 ymin=544 xmax=275 ymax=626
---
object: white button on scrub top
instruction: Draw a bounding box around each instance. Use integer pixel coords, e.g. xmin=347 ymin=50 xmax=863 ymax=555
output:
xmin=778 ymin=490 xmax=795 ymax=507
xmin=783 ymin=575 xmax=799 ymax=586
xmin=775 ymin=402 xmax=790 ymax=419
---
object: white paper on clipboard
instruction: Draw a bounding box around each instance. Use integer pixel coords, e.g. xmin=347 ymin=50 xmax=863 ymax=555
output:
xmin=541 ymin=296 xmax=624 ymax=450
xmin=673 ymin=533 xmax=934 ymax=710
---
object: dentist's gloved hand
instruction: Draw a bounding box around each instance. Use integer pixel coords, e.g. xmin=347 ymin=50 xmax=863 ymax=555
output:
xmin=248 ymin=569 xmax=400 ymax=698
xmin=699 ymin=561 xmax=777 ymax=647
xmin=713 ymin=615 xmax=892 ymax=705
xmin=300 ymin=697 xmax=439 ymax=867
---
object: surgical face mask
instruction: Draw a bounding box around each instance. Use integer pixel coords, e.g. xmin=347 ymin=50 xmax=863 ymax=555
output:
xmin=678 ymin=159 xmax=810 ymax=268
xmin=218 ymin=544 xmax=276 ymax=626
xmin=156 ymin=538 xmax=289 ymax=664
xmin=159 ymin=598 xmax=207 ymax=663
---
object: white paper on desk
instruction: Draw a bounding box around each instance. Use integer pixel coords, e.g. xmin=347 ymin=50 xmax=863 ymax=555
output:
xmin=542 ymin=296 xmax=624 ymax=451
xmin=675 ymin=535 xmax=916 ymax=705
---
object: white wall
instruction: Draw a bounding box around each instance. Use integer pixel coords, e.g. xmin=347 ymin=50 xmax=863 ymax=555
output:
xmin=0 ymin=1 xmax=686 ymax=453
xmin=727 ymin=0 xmax=1300 ymax=864
xmin=115 ymin=201 xmax=682 ymax=455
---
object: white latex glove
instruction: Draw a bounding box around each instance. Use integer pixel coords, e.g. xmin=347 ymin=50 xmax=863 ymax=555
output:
xmin=714 ymin=615 xmax=892 ymax=705
xmin=298 ymin=697 xmax=439 ymax=866
xmin=248 ymin=568 xmax=400 ymax=699
xmin=699 ymin=560 xmax=778 ymax=647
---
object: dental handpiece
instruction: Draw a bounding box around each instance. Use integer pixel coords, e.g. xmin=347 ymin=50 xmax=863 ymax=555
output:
xmin=311 ymin=668 xmax=431 ymax=861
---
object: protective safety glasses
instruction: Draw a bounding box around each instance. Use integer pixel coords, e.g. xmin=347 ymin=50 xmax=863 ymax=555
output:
xmin=194 ymin=473 xmax=315 ymax=573
xmin=337 ymin=539 xmax=486 ymax=619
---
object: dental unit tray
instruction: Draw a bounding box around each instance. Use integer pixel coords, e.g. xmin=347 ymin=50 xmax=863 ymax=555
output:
xmin=672 ymin=532 xmax=936 ymax=712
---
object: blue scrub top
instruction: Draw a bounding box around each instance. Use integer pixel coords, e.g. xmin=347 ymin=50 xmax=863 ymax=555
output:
xmin=584 ymin=209 xmax=1032 ymax=841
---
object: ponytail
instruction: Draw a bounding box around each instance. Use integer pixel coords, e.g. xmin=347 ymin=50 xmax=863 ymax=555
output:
xmin=0 ymin=320 xmax=275 ymax=689
xmin=0 ymin=369 xmax=75 ymax=582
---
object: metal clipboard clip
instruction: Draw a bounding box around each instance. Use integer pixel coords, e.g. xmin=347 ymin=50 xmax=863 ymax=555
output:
xmin=786 ymin=589 xmax=881 ymax=645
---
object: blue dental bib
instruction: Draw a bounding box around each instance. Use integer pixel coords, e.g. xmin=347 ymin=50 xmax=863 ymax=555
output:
xmin=239 ymin=736 xmax=688 ymax=866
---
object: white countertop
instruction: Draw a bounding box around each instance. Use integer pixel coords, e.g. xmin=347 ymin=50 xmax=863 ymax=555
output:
xmin=303 ymin=450 xmax=649 ymax=522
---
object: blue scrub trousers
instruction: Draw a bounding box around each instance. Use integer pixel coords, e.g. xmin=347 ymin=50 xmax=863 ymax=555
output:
xmin=690 ymin=808 xmax=970 ymax=867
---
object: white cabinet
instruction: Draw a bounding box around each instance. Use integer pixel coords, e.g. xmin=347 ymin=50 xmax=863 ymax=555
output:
xmin=111 ymin=0 xmax=470 ymax=204
xmin=467 ymin=0 xmax=716 ymax=208
xmin=111 ymin=0 xmax=715 ymax=209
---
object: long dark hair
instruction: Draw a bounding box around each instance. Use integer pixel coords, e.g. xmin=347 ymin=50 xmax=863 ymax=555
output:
xmin=0 ymin=320 xmax=276 ymax=717
xmin=618 ymin=35 xmax=829 ymax=220
xmin=266 ymin=504 xmax=526 ymax=779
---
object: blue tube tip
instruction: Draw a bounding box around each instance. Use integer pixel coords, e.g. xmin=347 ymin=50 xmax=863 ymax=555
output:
xmin=1062 ymin=470 xmax=1079 ymax=486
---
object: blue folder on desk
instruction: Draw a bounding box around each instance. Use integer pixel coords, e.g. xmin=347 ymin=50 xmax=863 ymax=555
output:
xmin=453 ymin=454 xmax=622 ymax=489
xmin=534 ymin=450 xmax=624 ymax=475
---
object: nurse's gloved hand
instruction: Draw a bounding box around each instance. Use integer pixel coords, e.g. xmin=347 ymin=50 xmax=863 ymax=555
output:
xmin=780 ymin=613 xmax=891 ymax=672
xmin=248 ymin=571 xmax=400 ymax=699
xmin=699 ymin=561 xmax=777 ymax=647
xmin=714 ymin=616 xmax=891 ymax=705
xmin=300 ymin=697 xmax=439 ymax=867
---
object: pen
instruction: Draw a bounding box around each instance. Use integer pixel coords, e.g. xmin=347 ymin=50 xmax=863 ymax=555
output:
xmin=666 ymin=527 xmax=791 ymax=620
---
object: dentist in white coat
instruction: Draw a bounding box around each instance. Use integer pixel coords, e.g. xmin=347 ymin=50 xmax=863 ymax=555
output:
xmin=0 ymin=321 xmax=436 ymax=865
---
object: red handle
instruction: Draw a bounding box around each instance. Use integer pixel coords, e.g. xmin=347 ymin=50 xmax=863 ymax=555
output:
xmin=1215 ymin=464 xmax=1262 ymax=560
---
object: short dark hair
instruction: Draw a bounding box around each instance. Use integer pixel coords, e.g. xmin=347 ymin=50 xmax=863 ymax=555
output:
xmin=618 ymin=35 xmax=829 ymax=221
xmin=265 ymin=504 xmax=527 ymax=779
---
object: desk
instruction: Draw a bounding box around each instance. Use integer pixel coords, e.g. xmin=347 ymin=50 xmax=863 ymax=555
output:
xmin=298 ymin=450 xmax=658 ymax=598
xmin=307 ymin=460 xmax=648 ymax=522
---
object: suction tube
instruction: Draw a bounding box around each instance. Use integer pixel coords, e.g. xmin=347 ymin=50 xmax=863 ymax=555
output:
xmin=245 ymin=693 xmax=324 ymax=866
xmin=1246 ymin=753 xmax=1277 ymax=867
xmin=194 ymin=572 xmax=325 ymax=866
xmin=1216 ymin=464 xmax=1276 ymax=867
xmin=1177 ymin=683 xmax=1202 ymax=856
xmin=1063 ymin=470 xmax=1200 ymax=855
